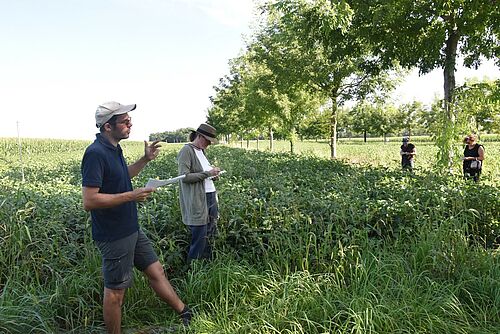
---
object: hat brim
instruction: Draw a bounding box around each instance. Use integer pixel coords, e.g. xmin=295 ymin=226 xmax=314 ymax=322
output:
xmin=198 ymin=132 xmax=218 ymax=144
xmin=116 ymin=104 xmax=136 ymax=114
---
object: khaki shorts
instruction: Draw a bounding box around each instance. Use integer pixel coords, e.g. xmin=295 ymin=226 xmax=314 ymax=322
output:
xmin=95 ymin=229 xmax=158 ymax=289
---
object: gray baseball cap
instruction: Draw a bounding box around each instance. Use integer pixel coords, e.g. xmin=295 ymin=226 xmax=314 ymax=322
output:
xmin=95 ymin=101 xmax=136 ymax=127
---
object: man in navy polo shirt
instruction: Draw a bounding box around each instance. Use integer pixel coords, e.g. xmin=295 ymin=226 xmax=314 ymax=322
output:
xmin=81 ymin=101 xmax=192 ymax=333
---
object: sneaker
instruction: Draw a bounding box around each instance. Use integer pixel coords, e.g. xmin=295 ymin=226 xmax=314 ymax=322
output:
xmin=180 ymin=305 xmax=193 ymax=326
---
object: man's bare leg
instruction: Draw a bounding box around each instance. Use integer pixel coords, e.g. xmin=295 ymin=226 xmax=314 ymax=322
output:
xmin=103 ymin=287 xmax=126 ymax=334
xmin=143 ymin=261 xmax=185 ymax=313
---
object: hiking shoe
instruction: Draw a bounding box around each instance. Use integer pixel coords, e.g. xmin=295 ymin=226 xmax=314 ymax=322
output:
xmin=180 ymin=305 xmax=193 ymax=326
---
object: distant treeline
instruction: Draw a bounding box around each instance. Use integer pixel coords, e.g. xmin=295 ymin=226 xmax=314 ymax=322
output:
xmin=149 ymin=127 xmax=193 ymax=143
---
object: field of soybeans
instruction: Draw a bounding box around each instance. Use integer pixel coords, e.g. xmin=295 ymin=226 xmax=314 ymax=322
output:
xmin=0 ymin=137 xmax=499 ymax=333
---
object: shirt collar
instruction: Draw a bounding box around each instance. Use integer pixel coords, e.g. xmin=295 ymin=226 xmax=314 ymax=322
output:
xmin=96 ymin=133 xmax=121 ymax=152
xmin=188 ymin=143 xmax=203 ymax=151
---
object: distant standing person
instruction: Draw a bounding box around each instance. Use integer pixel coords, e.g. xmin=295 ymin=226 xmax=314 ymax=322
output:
xmin=177 ymin=123 xmax=221 ymax=262
xmin=462 ymin=134 xmax=485 ymax=182
xmin=400 ymin=136 xmax=416 ymax=170
xmin=81 ymin=101 xmax=192 ymax=333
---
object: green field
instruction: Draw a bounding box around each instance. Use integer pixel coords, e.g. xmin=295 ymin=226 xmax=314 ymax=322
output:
xmin=230 ymin=137 xmax=500 ymax=181
xmin=0 ymin=137 xmax=499 ymax=333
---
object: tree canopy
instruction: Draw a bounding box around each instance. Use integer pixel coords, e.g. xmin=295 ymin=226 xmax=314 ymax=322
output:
xmin=182 ymin=0 xmax=499 ymax=167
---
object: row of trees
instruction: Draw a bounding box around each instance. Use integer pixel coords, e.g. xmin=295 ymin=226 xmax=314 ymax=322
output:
xmin=205 ymin=0 xmax=499 ymax=167
xmin=149 ymin=128 xmax=193 ymax=143
xmin=150 ymin=77 xmax=499 ymax=145
xmin=298 ymin=79 xmax=499 ymax=143
xmin=259 ymin=101 xmax=430 ymax=142
xmin=208 ymin=79 xmax=498 ymax=145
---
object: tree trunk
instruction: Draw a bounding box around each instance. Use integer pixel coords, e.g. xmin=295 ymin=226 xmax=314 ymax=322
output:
xmin=444 ymin=32 xmax=458 ymax=119
xmin=290 ymin=140 xmax=294 ymax=154
xmin=246 ymin=138 xmax=249 ymax=148
xmin=364 ymin=131 xmax=367 ymax=143
xmin=329 ymin=90 xmax=339 ymax=159
xmin=269 ymin=126 xmax=274 ymax=152
xmin=443 ymin=27 xmax=459 ymax=169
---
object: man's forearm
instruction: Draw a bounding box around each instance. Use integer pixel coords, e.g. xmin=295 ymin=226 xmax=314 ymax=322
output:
xmin=83 ymin=191 xmax=134 ymax=211
xmin=128 ymin=156 xmax=150 ymax=178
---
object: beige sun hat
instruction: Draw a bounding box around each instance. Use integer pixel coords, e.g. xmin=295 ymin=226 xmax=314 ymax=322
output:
xmin=195 ymin=123 xmax=218 ymax=144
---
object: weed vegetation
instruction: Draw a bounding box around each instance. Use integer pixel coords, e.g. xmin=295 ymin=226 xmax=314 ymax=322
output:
xmin=0 ymin=138 xmax=498 ymax=333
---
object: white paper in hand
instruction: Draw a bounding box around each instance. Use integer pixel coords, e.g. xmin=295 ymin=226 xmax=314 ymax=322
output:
xmin=207 ymin=170 xmax=226 ymax=180
xmin=145 ymin=175 xmax=185 ymax=188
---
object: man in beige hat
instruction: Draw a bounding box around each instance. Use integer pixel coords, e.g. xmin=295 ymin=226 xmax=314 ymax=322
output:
xmin=81 ymin=101 xmax=192 ymax=333
xmin=177 ymin=123 xmax=221 ymax=262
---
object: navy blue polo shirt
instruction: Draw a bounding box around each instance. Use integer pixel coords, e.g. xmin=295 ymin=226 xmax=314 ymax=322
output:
xmin=81 ymin=134 xmax=138 ymax=241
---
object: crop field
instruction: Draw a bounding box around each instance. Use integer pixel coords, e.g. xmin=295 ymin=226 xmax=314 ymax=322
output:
xmin=0 ymin=137 xmax=499 ymax=333
xmin=230 ymin=136 xmax=500 ymax=179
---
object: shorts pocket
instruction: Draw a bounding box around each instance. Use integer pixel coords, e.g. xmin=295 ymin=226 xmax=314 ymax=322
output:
xmin=103 ymin=254 xmax=132 ymax=287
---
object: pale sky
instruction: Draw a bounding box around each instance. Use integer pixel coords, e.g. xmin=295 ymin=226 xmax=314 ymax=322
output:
xmin=1 ymin=0 xmax=498 ymax=141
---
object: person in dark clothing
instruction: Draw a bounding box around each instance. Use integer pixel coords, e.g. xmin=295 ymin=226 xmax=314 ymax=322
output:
xmin=462 ymin=133 xmax=485 ymax=182
xmin=81 ymin=101 xmax=192 ymax=333
xmin=400 ymin=136 xmax=416 ymax=171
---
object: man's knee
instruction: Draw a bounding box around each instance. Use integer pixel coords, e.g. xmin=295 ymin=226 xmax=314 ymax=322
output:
xmin=144 ymin=261 xmax=166 ymax=280
xmin=104 ymin=288 xmax=125 ymax=306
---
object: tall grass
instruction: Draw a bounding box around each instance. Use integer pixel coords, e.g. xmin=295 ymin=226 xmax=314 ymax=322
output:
xmin=0 ymin=138 xmax=498 ymax=333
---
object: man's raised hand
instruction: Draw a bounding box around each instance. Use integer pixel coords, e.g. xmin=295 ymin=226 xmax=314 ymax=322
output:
xmin=144 ymin=140 xmax=161 ymax=161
